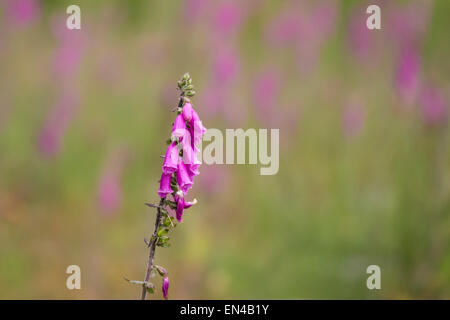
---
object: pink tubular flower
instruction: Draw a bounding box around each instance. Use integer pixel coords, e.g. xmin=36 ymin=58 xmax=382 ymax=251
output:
xmin=176 ymin=161 xmax=193 ymax=193
xmin=187 ymin=163 xmax=200 ymax=178
xmin=182 ymin=102 xmax=194 ymax=122
xmin=162 ymin=276 xmax=169 ymax=299
xmin=162 ymin=142 xmax=179 ymax=174
xmin=180 ymin=134 xmax=194 ymax=165
xmin=191 ymin=109 xmax=207 ymax=145
xmin=172 ymin=114 xmax=187 ymax=140
xmin=180 ymin=131 xmax=201 ymax=167
xmin=176 ymin=196 xmax=185 ymax=222
xmin=174 ymin=191 xmax=197 ymax=222
xmin=158 ymin=173 xmax=173 ymax=198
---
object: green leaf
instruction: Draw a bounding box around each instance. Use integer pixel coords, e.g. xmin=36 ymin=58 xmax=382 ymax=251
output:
xmin=157 ymin=236 xmax=169 ymax=243
xmin=163 ymin=217 xmax=171 ymax=227
xmin=164 ymin=200 xmax=177 ymax=210
xmin=163 ymin=216 xmax=176 ymax=228
xmin=124 ymin=278 xmax=154 ymax=289
xmin=157 ymin=236 xmax=170 ymax=247
xmin=157 ymin=228 xmax=169 ymax=237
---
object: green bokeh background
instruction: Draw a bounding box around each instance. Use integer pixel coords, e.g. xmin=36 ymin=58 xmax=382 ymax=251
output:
xmin=0 ymin=0 xmax=449 ymax=299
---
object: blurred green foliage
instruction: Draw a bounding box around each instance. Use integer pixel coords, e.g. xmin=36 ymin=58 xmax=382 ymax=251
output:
xmin=0 ymin=0 xmax=449 ymax=299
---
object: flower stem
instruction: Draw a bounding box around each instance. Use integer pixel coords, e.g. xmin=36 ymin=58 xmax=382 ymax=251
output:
xmin=141 ymin=89 xmax=187 ymax=300
xmin=141 ymin=197 xmax=164 ymax=300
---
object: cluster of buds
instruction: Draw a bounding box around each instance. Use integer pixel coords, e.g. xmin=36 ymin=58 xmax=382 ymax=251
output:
xmin=177 ymin=72 xmax=196 ymax=97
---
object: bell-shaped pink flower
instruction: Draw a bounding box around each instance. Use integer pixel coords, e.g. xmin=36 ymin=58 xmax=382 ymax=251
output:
xmin=191 ymin=109 xmax=207 ymax=145
xmin=162 ymin=276 xmax=169 ymax=299
xmin=158 ymin=173 xmax=173 ymax=198
xmin=176 ymin=161 xmax=193 ymax=193
xmin=181 ymin=137 xmax=194 ymax=164
xmin=171 ymin=114 xmax=187 ymax=141
xmin=186 ymin=145 xmax=201 ymax=177
xmin=188 ymin=163 xmax=200 ymax=178
xmin=175 ymin=195 xmax=185 ymax=222
xmin=179 ymin=131 xmax=200 ymax=168
xmin=174 ymin=191 xmax=197 ymax=222
xmin=162 ymin=141 xmax=179 ymax=174
xmin=182 ymin=102 xmax=194 ymax=122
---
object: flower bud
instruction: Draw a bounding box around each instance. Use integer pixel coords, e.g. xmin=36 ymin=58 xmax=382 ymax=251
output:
xmin=162 ymin=276 xmax=169 ymax=299
xmin=155 ymin=265 xmax=167 ymax=277
xmin=182 ymin=102 xmax=194 ymax=122
xmin=185 ymin=90 xmax=196 ymax=97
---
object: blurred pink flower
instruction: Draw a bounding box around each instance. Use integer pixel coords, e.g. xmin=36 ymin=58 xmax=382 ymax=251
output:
xmin=342 ymin=101 xmax=366 ymax=138
xmin=197 ymin=86 xmax=225 ymax=118
xmin=37 ymin=91 xmax=79 ymax=157
xmin=5 ymin=0 xmax=40 ymax=28
xmin=395 ymin=46 xmax=421 ymax=105
xmin=295 ymin=1 xmax=338 ymax=73
xmin=51 ymin=14 xmax=85 ymax=79
xmin=420 ymin=85 xmax=447 ymax=126
xmin=98 ymin=170 xmax=122 ymax=215
xmin=97 ymin=148 xmax=128 ymax=216
xmin=253 ymin=68 xmax=281 ymax=126
xmin=0 ymin=94 xmax=10 ymax=133
xmin=222 ymin=97 xmax=248 ymax=127
xmin=311 ymin=1 xmax=338 ymax=38
xmin=53 ymin=41 xmax=83 ymax=78
xmin=348 ymin=6 xmax=372 ymax=60
xmin=212 ymin=1 xmax=244 ymax=38
xmin=254 ymin=69 xmax=280 ymax=107
xmin=265 ymin=10 xmax=301 ymax=47
xmin=212 ymin=45 xmax=240 ymax=85
xmin=199 ymin=166 xmax=230 ymax=195
xmin=387 ymin=1 xmax=431 ymax=49
xmin=183 ymin=0 xmax=210 ymax=22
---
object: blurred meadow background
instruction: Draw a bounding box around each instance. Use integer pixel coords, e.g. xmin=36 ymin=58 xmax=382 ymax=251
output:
xmin=0 ymin=0 xmax=449 ymax=299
